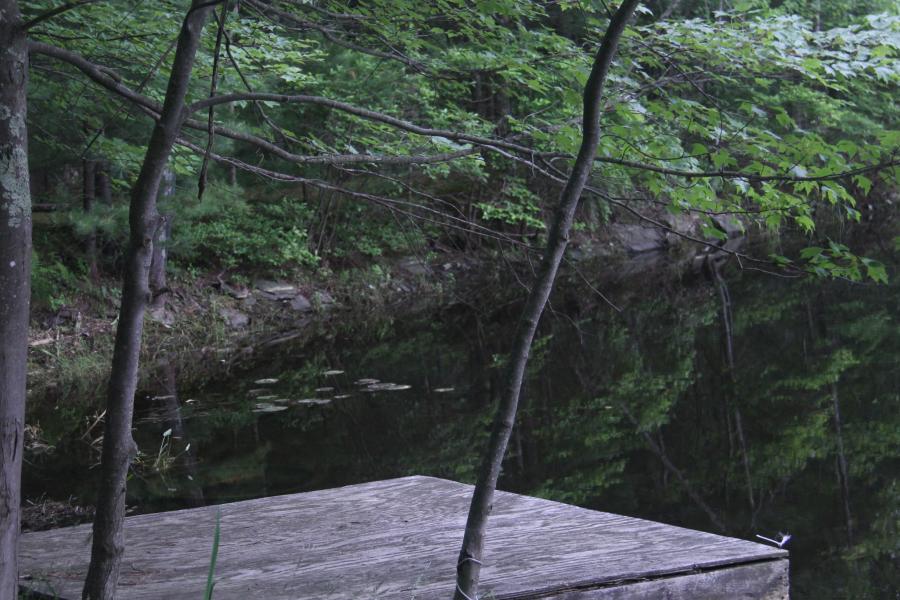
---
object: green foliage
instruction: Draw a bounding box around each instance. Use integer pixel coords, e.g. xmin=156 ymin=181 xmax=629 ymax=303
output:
xmin=477 ymin=178 xmax=546 ymax=229
xmin=170 ymin=186 xmax=319 ymax=273
xmin=800 ymin=241 xmax=889 ymax=282
xmin=31 ymin=249 xmax=79 ymax=311
xmin=22 ymin=0 xmax=900 ymax=281
xmin=204 ymin=511 xmax=221 ymax=600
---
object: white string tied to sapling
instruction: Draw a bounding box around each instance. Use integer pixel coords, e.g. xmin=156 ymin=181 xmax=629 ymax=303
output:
xmin=755 ymin=532 xmax=792 ymax=548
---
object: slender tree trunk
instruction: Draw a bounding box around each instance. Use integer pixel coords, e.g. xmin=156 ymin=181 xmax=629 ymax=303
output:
xmin=661 ymin=0 xmax=683 ymax=20
xmin=82 ymin=4 xmax=212 ymax=598
xmin=831 ymin=382 xmax=853 ymax=544
xmin=83 ymin=158 xmax=99 ymax=281
xmin=95 ymin=160 xmax=112 ymax=204
xmin=148 ymin=217 xmax=172 ymax=309
xmin=158 ymin=359 xmax=204 ymax=507
xmin=0 ymin=2 xmax=31 ymax=597
xmin=454 ymin=3 xmax=640 ymax=598
xmin=710 ymin=259 xmax=755 ymax=512
xmin=149 ymin=166 xmax=174 ymax=309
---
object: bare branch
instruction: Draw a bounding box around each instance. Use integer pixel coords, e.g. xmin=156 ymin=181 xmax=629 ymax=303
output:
xmin=29 ymin=40 xmax=163 ymax=114
xmin=190 ymin=91 xmax=536 ymax=154
xmin=22 ymin=0 xmax=100 ymax=31
xmin=193 ymin=93 xmax=898 ymax=184
xmin=243 ymin=0 xmax=429 ymax=73
xmin=175 ymin=137 xmax=533 ymax=249
xmin=198 ymin=2 xmax=228 ymax=199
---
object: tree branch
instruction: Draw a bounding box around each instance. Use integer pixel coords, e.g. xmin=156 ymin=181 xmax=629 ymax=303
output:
xmin=198 ymin=1 xmax=228 ymax=199
xmin=22 ymin=0 xmax=100 ymax=31
xmin=32 ymin=40 xmax=896 ymax=193
xmin=30 ymin=41 xmax=480 ymax=166
xmin=175 ymin=136 xmax=532 ymax=249
xmin=189 ymin=91 xmax=536 ymax=155
xmin=243 ymin=0 xmax=430 ymax=73
xmin=193 ymin=92 xmax=898 ymax=184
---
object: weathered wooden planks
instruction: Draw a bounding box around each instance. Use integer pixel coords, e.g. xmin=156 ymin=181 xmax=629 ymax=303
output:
xmin=20 ymin=475 xmax=788 ymax=599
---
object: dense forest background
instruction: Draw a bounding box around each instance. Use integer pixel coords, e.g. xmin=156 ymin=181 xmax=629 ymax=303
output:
xmin=23 ymin=0 xmax=899 ymax=303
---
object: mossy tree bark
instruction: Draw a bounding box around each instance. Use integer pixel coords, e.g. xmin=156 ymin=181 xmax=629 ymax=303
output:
xmin=453 ymin=3 xmax=641 ymax=599
xmin=81 ymin=3 xmax=214 ymax=598
xmin=0 ymin=1 xmax=31 ymax=597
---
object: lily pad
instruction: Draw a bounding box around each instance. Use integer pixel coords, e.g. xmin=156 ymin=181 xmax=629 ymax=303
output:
xmin=354 ymin=378 xmax=380 ymax=385
xmin=315 ymin=387 xmax=335 ymax=393
xmin=294 ymin=398 xmax=332 ymax=406
xmin=253 ymin=403 xmax=288 ymax=413
xmin=433 ymin=387 xmax=455 ymax=393
xmin=254 ymin=378 xmax=279 ymax=385
xmin=362 ymin=383 xmax=412 ymax=392
xmin=323 ymin=370 xmax=345 ymax=376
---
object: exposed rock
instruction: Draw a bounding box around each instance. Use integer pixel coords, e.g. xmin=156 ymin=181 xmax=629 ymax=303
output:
xmin=254 ymin=279 xmax=298 ymax=300
xmin=397 ymin=256 xmax=432 ymax=276
xmin=712 ymin=214 xmax=745 ymax=238
xmin=148 ymin=306 xmax=176 ymax=327
xmin=289 ymin=294 xmax=312 ymax=312
xmin=609 ymin=224 xmax=667 ymax=254
xmin=219 ymin=307 xmax=249 ymax=329
xmin=661 ymin=213 xmax=701 ymax=246
xmin=313 ymin=290 xmax=336 ymax=306
xmin=227 ymin=285 xmax=251 ymax=299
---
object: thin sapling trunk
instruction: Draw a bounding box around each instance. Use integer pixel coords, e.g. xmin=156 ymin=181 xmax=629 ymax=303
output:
xmin=82 ymin=3 xmax=213 ymax=598
xmin=454 ymin=3 xmax=641 ymax=599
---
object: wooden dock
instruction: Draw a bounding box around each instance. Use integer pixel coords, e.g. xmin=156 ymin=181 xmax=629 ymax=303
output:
xmin=20 ymin=476 xmax=788 ymax=599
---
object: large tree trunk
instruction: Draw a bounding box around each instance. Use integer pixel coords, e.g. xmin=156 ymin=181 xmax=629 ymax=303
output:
xmin=0 ymin=1 xmax=32 ymax=597
xmin=82 ymin=4 xmax=212 ymax=598
xmin=454 ymin=3 xmax=640 ymax=599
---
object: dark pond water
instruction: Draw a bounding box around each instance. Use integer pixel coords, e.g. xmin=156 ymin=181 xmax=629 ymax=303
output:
xmin=27 ymin=258 xmax=899 ymax=598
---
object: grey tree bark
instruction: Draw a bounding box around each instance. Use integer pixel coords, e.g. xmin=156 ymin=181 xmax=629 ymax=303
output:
xmin=454 ymin=3 xmax=641 ymax=599
xmin=83 ymin=158 xmax=99 ymax=281
xmin=82 ymin=3 xmax=213 ymax=598
xmin=95 ymin=160 xmax=112 ymax=204
xmin=0 ymin=1 xmax=32 ymax=597
xmin=149 ymin=167 xmax=174 ymax=310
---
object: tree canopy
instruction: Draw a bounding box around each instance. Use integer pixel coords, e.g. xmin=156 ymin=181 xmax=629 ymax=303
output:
xmin=21 ymin=0 xmax=899 ymax=280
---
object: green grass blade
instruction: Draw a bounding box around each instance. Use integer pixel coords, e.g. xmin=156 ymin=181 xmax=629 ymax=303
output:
xmin=203 ymin=510 xmax=222 ymax=600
